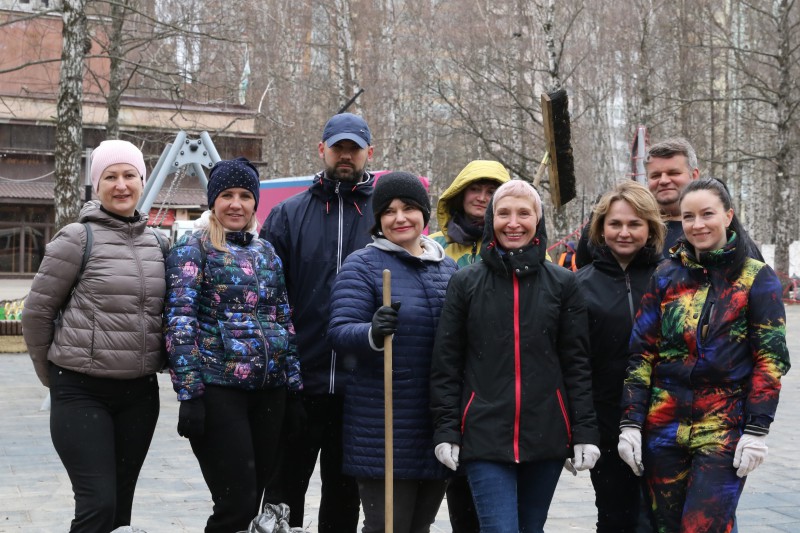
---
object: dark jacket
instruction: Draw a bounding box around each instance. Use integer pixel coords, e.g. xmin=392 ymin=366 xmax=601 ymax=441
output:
xmin=260 ymin=171 xmax=375 ymax=395
xmin=431 ymin=211 xmax=599 ymax=464
xmin=328 ymin=236 xmax=457 ymax=479
xmin=164 ymin=226 xmax=301 ymax=400
xmin=575 ymin=245 xmax=661 ymax=444
xmin=622 ymin=234 xmax=790 ymax=436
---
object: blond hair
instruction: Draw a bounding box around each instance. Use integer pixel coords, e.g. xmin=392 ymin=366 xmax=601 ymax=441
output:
xmin=206 ymin=211 xmax=258 ymax=252
xmin=589 ymin=181 xmax=665 ymax=254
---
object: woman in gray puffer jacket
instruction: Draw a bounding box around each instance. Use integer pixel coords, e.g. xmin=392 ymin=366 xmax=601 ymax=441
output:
xmin=22 ymin=140 xmax=166 ymax=533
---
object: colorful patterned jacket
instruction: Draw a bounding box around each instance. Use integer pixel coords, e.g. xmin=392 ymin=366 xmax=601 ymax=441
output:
xmin=165 ymin=229 xmax=301 ymax=400
xmin=621 ymin=234 xmax=790 ymax=436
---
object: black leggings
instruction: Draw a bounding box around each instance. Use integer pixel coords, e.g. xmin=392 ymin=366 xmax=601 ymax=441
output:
xmin=49 ymin=364 xmax=160 ymax=533
xmin=189 ymin=385 xmax=286 ymax=533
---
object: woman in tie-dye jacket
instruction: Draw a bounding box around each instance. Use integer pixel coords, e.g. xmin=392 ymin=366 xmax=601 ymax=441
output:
xmin=165 ymin=158 xmax=301 ymax=533
xmin=618 ymin=178 xmax=790 ymax=533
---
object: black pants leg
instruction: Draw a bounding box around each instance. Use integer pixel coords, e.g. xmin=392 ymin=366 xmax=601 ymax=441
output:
xmin=189 ymin=385 xmax=286 ymax=533
xmin=446 ymin=474 xmax=480 ymax=533
xmin=589 ymin=444 xmax=642 ymax=533
xmin=49 ymin=365 xmax=160 ymax=533
xmin=277 ymin=394 xmax=359 ymax=533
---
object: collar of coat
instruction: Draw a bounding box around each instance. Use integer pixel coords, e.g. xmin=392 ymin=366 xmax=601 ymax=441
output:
xmin=310 ymin=170 xmax=375 ymax=202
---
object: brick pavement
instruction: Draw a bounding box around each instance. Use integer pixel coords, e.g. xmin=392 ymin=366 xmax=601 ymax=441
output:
xmin=1 ymin=305 xmax=799 ymax=532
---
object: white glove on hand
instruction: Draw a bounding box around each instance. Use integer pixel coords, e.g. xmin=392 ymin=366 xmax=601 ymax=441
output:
xmin=618 ymin=427 xmax=643 ymax=476
xmin=435 ymin=442 xmax=460 ymax=471
xmin=571 ymin=443 xmax=601 ymax=471
xmin=733 ymin=434 xmax=768 ymax=478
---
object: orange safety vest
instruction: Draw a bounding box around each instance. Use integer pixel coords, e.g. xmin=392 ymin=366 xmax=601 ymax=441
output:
xmin=558 ymin=251 xmax=577 ymax=272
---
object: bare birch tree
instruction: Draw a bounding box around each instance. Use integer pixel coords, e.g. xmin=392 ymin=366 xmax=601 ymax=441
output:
xmin=53 ymin=0 xmax=87 ymax=231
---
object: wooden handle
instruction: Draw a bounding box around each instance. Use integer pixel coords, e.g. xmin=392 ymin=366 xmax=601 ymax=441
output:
xmin=382 ymin=269 xmax=394 ymax=533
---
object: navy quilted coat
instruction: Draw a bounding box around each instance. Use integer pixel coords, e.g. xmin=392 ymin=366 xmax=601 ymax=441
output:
xmin=328 ymin=236 xmax=457 ymax=479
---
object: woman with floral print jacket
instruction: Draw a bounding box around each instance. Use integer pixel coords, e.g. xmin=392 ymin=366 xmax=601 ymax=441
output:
xmin=619 ymin=178 xmax=790 ymax=533
xmin=165 ymin=158 xmax=301 ymax=533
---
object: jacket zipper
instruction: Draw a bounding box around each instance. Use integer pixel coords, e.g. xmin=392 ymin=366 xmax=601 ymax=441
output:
xmin=696 ymin=270 xmax=714 ymax=355
xmin=461 ymin=391 xmax=475 ymax=434
xmin=556 ymin=389 xmax=572 ymax=445
xmin=329 ymin=181 xmax=345 ymax=394
xmin=131 ymin=224 xmax=147 ymax=374
xmin=512 ymin=272 xmax=521 ymax=463
xmin=470 ymin=241 xmax=478 ymax=264
xmin=625 ymin=272 xmax=635 ymax=323
xmin=250 ymin=248 xmax=270 ymax=388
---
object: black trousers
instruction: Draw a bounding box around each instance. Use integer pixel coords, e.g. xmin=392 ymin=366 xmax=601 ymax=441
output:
xmin=270 ymin=393 xmax=360 ymax=532
xmin=589 ymin=443 xmax=656 ymax=533
xmin=49 ymin=364 xmax=160 ymax=533
xmin=189 ymin=385 xmax=286 ymax=533
xmin=446 ymin=474 xmax=480 ymax=533
xmin=357 ymin=478 xmax=447 ymax=533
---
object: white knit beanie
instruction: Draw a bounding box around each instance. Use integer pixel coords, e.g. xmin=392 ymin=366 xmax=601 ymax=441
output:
xmin=90 ymin=140 xmax=147 ymax=192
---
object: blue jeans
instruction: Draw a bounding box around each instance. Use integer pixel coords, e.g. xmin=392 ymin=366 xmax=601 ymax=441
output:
xmin=465 ymin=459 xmax=563 ymax=533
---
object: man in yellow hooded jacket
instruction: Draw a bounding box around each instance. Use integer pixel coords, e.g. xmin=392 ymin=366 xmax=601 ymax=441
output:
xmin=428 ymin=160 xmax=509 ymax=532
xmin=430 ymin=160 xmax=511 ymax=268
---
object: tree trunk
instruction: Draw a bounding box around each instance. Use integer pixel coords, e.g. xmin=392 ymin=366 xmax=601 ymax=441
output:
xmin=106 ymin=0 xmax=129 ymax=139
xmin=54 ymin=0 xmax=87 ymax=231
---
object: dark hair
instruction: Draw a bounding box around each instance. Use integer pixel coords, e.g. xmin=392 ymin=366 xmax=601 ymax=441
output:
xmin=646 ymin=137 xmax=698 ymax=172
xmin=679 ymin=177 xmax=759 ymax=275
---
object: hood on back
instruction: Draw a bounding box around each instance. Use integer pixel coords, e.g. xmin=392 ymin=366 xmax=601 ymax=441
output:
xmin=436 ymin=161 xmax=511 ymax=234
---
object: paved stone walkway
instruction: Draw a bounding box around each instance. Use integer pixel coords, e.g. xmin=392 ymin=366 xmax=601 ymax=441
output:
xmin=1 ymin=305 xmax=798 ymax=532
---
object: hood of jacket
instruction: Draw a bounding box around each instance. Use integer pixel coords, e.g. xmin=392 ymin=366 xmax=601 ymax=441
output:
xmin=435 ymin=161 xmax=510 ymax=237
xmin=590 ymin=243 xmax=662 ymax=277
xmin=368 ymin=234 xmax=448 ymax=262
xmin=309 ymin=170 xmax=375 ymax=206
xmin=479 ymin=195 xmax=548 ymax=278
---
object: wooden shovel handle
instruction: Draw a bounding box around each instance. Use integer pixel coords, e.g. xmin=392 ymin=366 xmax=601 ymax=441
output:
xmin=382 ymin=269 xmax=394 ymax=533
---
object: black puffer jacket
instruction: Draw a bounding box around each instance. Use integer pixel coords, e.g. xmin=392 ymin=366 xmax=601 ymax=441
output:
xmin=575 ymin=245 xmax=660 ymax=445
xmin=260 ymin=171 xmax=375 ymax=395
xmin=431 ymin=208 xmax=599 ymax=463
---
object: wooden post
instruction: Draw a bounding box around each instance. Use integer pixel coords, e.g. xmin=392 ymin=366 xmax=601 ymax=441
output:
xmin=382 ymin=269 xmax=393 ymax=533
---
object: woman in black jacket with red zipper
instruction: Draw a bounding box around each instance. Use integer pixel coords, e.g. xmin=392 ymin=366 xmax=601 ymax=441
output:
xmin=431 ymin=179 xmax=600 ymax=533
xmin=575 ymin=181 xmax=665 ymax=532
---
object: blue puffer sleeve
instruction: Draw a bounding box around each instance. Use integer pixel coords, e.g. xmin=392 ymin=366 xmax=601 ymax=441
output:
xmin=328 ymin=251 xmax=380 ymax=360
xmin=164 ymin=233 xmax=206 ymax=400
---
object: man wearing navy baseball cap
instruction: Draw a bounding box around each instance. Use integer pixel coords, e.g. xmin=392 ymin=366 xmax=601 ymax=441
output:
xmin=260 ymin=113 xmax=374 ymax=532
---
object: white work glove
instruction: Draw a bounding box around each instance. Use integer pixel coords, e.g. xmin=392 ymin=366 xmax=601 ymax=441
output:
xmin=733 ymin=434 xmax=768 ymax=478
xmin=563 ymin=443 xmax=601 ymax=475
xmin=618 ymin=427 xmax=643 ymax=476
xmin=435 ymin=442 xmax=460 ymax=471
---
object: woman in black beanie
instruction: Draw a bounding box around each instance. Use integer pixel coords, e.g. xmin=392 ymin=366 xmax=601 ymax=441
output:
xmin=328 ymin=171 xmax=458 ymax=533
xmin=164 ymin=157 xmax=302 ymax=532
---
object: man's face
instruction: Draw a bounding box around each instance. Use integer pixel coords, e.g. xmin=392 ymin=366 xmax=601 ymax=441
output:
xmin=318 ymin=139 xmax=374 ymax=182
xmin=646 ymin=155 xmax=698 ymax=213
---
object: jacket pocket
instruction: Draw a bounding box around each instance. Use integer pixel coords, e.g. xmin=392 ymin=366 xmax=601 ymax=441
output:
xmin=461 ymin=391 xmax=476 ymax=435
xmin=556 ymin=389 xmax=572 ymax=446
xmin=218 ymin=318 xmax=268 ymax=383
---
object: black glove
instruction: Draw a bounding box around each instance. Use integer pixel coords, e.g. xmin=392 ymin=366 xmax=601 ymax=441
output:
xmin=284 ymin=391 xmax=308 ymax=443
xmin=370 ymin=301 xmax=401 ymax=348
xmin=177 ymin=397 xmax=205 ymax=439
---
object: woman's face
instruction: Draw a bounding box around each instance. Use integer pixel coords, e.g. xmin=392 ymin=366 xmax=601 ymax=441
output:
xmin=462 ymin=181 xmax=498 ymax=222
xmin=681 ymin=189 xmax=733 ymax=253
xmin=493 ymin=195 xmax=538 ymax=250
xmin=380 ymin=199 xmax=425 ymax=252
xmin=213 ymin=187 xmax=256 ymax=232
xmin=97 ymin=163 xmax=143 ymax=217
xmin=603 ymin=199 xmax=649 ymax=265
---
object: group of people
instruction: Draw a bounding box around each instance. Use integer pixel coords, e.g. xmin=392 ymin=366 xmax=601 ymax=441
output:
xmin=21 ymin=112 xmax=790 ymax=533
